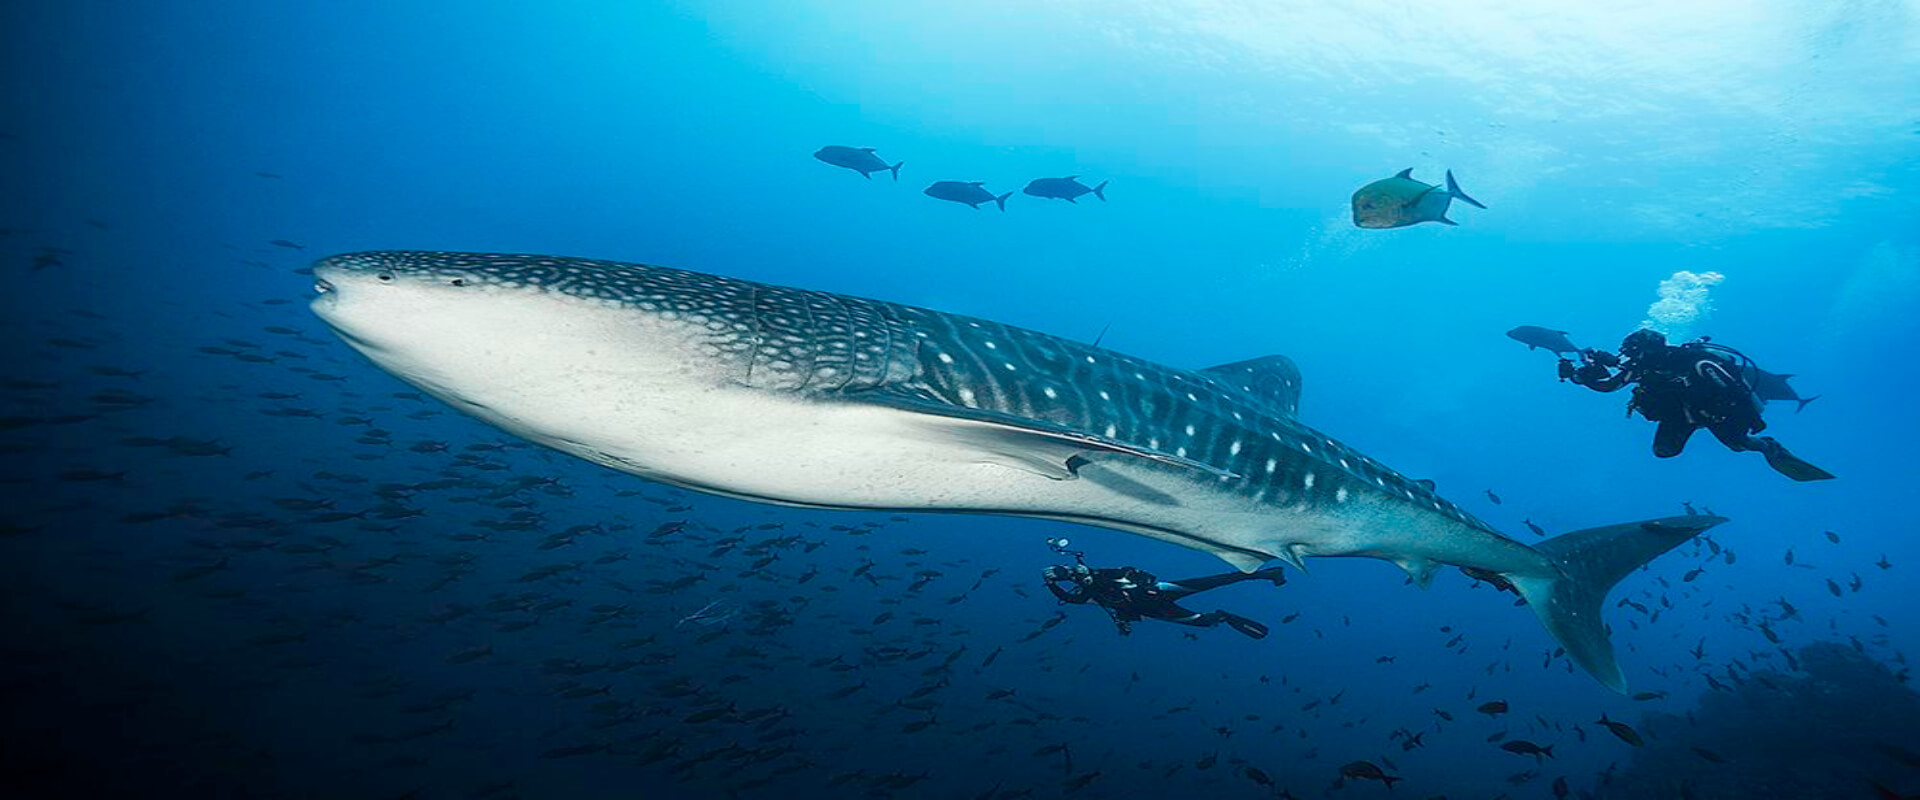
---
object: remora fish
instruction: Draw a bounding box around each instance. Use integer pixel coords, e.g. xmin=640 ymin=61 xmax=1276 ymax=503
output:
xmin=311 ymin=250 xmax=1725 ymax=692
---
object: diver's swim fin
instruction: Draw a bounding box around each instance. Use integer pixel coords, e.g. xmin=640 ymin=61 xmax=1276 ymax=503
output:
xmin=1759 ymin=438 xmax=1835 ymax=481
xmin=1219 ymin=612 xmax=1269 ymax=639
xmin=1251 ymin=565 xmax=1288 ymax=587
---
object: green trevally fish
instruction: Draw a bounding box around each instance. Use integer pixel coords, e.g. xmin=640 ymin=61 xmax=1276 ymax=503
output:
xmin=1352 ymin=168 xmax=1485 ymax=228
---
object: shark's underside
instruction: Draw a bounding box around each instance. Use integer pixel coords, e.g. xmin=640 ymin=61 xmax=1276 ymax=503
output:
xmin=310 ymin=251 xmax=1725 ymax=692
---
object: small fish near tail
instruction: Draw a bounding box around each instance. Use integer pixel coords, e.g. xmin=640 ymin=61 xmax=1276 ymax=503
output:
xmin=1092 ymin=180 xmax=1108 ymax=202
xmin=994 ymin=191 xmax=1012 ymax=212
xmin=1504 ymin=514 xmax=1728 ymax=694
xmin=1445 ymin=170 xmax=1486 ymax=209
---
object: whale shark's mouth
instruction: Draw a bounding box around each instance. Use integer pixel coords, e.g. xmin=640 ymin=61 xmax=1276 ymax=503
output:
xmin=309 ymin=277 xmax=342 ymax=317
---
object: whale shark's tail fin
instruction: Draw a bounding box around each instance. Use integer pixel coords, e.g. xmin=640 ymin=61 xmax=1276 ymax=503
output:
xmin=1092 ymin=180 xmax=1108 ymax=202
xmin=1506 ymin=515 xmax=1727 ymax=693
xmin=889 ymin=161 xmax=903 ymax=182
xmin=1795 ymin=394 xmax=1821 ymax=413
xmin=994 ymin=191 xmax=1012 ymax=212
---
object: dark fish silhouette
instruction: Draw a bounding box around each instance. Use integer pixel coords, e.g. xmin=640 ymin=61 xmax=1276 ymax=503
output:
xmin=1352 ymin=168 xmax=1485 ymax=228
xmin=1023 ymin=176 xmax=1108 ymax=203
xmin=924 ymin=181 xmax=1012 ymax=211
xmin=1506 ymin=326 xmax=1579 ymax=355
xmin=1499 ymin=739 xmax=1554 ymax=761
xmin=813 ymin=146 xmax=903 ymax=180
xmin=1338 ymin=760 xmax=1402 ymax=788
xmin=31 ymin=248 xmax=70 ymax=270
xmin=1743 ymin=367 xmax=1819 ymax=412
xmin=1595 ymin=713 xmax=1644 ymax=746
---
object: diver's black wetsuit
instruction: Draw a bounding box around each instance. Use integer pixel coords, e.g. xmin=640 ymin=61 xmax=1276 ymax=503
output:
xmin=1042 ymin=565 xmax=1283 ymax=638
xmin=1561 ymin=331 xmax=1832 ymax=481
xmin=1569 ymin=342 xmax=1769 ymax=456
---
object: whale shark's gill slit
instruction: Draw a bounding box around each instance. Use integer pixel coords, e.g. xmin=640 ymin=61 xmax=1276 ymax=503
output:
xmin=796 ymin=286 xmax=819 ymax=392
xmin=745 ymin=285 xmax=761 ymax=385
xmin=819 ymin=289 xmax=855 ymax=392
xmin=873 ymin=298 xmax=897 ymax=388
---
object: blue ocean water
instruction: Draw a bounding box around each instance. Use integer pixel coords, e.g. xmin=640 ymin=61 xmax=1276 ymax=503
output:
xmin=3 ymin=1 xmax=1919 ymax=797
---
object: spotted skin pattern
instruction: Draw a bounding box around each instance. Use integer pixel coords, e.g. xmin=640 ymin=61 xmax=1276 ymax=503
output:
xmin=314 ymin=251 xmax=1728 ymax=693
xmin=317 ymin=251 xmax=1489 ymax=533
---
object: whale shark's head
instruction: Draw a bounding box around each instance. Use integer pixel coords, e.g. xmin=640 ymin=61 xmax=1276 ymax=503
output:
xmin=310 ymin=251 xmax=495 ymax=358
xmin=309 ymin=251 xmax=746 ymax=442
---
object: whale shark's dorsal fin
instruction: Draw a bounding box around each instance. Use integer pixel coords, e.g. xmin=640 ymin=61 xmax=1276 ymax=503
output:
xmin=1201 ymin=355 xmax=1303 ymax=417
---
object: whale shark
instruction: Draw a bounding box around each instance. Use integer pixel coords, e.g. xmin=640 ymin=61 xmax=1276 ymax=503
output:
xmin=310 ymin=250 xmax=1725 ymax=692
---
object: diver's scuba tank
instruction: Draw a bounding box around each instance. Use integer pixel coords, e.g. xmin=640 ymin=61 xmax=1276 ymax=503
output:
xmin=1682 ymin=336 xmax=1766 ymax=425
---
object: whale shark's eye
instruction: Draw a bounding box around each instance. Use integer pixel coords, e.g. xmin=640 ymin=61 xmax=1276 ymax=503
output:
xmin=377 ymin=274 xmax=392 ymax=282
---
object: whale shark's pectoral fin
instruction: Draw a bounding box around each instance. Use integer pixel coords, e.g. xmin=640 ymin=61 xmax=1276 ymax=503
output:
xmin=853 ymin=389 xmax=1238 ymax=481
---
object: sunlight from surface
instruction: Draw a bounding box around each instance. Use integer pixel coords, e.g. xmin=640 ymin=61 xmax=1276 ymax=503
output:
xmin=1039 ymin=0 xmax=1920 ymax=237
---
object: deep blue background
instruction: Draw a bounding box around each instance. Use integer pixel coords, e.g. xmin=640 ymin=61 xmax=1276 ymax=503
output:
xmin=3 ymin=2 xmax=1917 ymax=798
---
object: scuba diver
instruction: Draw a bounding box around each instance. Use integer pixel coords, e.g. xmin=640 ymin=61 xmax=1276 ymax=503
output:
xmin=1558 ymin=329 xmax=1833 ymax=481
xmin=1041 ymin=538 xmax=1285 ymax=639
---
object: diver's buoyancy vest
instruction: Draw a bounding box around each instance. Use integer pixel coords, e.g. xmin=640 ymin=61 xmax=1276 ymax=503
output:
xmin=1628 ymin=344 xmax=1757 ymax=424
